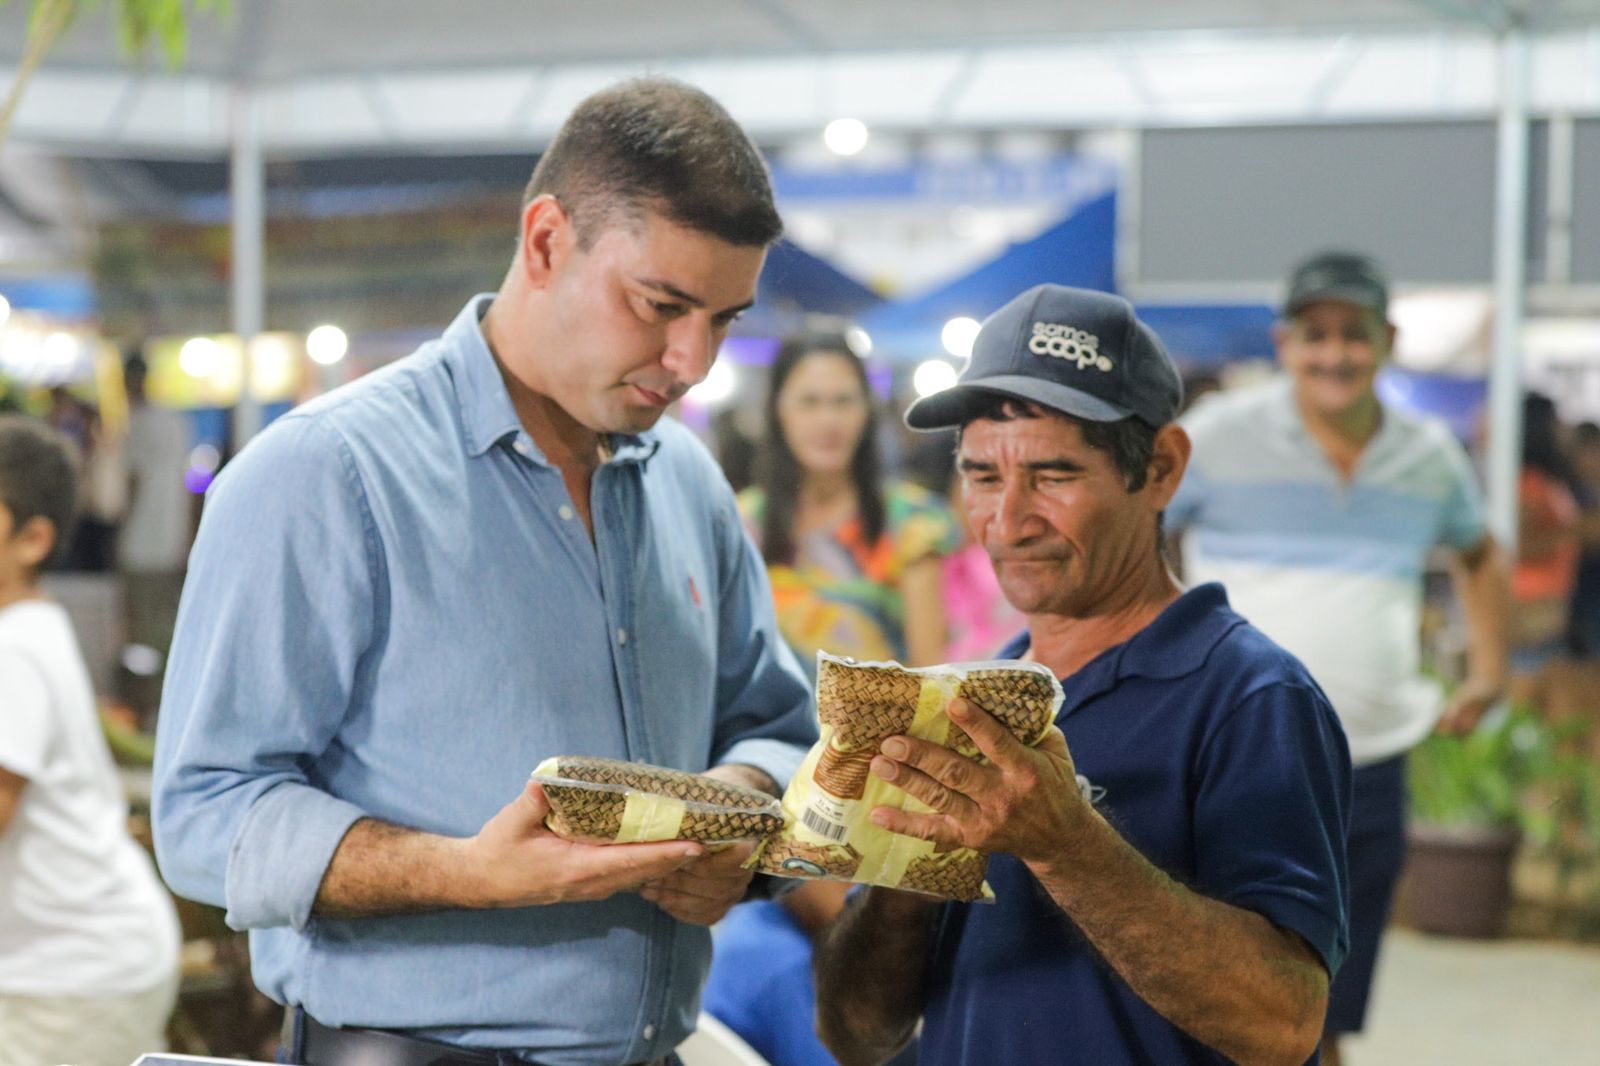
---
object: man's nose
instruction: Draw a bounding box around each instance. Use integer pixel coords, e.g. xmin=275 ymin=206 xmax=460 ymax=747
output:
xmin=993 ymin=481 xmax=1037 ymax=539
xmin=663 ymin=316 xmax=717 ymax=386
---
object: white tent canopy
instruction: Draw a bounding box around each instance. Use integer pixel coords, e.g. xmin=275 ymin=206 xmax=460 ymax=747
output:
xmin=3 ymin=1 xmax=1600 ymax=152
xmin=6 ymin=0 xmax=1600 ymax=546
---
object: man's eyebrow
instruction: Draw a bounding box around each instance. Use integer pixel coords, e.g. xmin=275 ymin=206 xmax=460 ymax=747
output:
xmin=636 ymin=278 xmax=704 ymax=306
xmin=635 ymin=277 xmax=755 ymax=317
xmin=957 ymin=457 xmax=1086 ymax=473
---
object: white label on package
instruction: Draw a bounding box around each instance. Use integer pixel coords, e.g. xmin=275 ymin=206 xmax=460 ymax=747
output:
xmin=800 ymin=791 xmax=854 ymax=843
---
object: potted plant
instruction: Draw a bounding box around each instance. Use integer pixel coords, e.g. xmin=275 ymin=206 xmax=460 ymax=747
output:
xmin=1404 ymin=706 xmax=1552 ymax=938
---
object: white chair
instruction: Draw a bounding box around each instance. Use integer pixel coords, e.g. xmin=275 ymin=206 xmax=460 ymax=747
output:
xmin=676 ymin=1013 xmax=771 ymax=1066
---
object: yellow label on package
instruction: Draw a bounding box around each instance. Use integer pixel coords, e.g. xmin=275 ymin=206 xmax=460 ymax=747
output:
xmin=615 ymin=793 xmax=688 ymax=843
xmin=752 ymin=652 xmax=1063 ymax=902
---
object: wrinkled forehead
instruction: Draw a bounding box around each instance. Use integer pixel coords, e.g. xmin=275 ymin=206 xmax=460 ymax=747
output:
xmin=956 ymin=408 xmax=1091 ymax=458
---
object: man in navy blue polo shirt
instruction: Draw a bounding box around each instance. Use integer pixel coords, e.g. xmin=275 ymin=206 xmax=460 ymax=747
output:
xmin=815 ymin=285 xmax=1351 ymax=1066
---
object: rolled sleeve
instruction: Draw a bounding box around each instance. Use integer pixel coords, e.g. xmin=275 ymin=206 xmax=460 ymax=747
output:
xmin=225 ymin=782 xmax=368 ymax=931
xmin=152 ymin=414 xmax=381 ymax=926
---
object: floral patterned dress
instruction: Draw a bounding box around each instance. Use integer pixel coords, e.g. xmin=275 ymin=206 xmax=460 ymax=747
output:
xmin=738 ymin=482 xmax=960 ymax=674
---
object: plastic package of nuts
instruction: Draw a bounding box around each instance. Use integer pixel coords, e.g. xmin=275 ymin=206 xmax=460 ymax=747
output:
xmin=532 ymin=755 xmax=785 ymax=845
xmin=752 ymin=652 xmax=1063 ymax=902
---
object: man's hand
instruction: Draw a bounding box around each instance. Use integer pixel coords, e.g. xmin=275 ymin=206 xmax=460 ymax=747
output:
xmin=632 ymin=762 xmax=772 ymax=925
xmin=640 ymin=841 xmax=758 ymax=926
xmin=700 ymin=761 xmax=779 ymax=797
xmin=456 ymin=780 xmax=708 ymax=910
xmin=866 ymin=697 xmax=1085 ymax=865
xmin=1436 ymin=676 xmax=1501 ymax=736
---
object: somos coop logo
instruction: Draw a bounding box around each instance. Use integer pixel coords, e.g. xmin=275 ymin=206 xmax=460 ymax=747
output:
xmin=1029 ymin=322 xmax=1112 ymax=372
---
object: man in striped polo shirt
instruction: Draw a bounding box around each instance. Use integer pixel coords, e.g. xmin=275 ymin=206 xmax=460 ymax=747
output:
xmin=1167 ymin=250 xmax=1511 ymax=1066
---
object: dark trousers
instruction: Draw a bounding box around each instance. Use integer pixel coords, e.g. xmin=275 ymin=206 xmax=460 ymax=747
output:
xmin=1325 ymin=753 xmax=1409 ymax=1035
xmin=281 ymin=1007 xmax=683 ymax=1066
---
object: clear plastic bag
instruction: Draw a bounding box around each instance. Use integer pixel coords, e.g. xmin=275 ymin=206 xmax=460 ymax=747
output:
xmin=532 ymin=755 xmax=785 ymax=844
xmin=752 ymin=653 xmax=1063 ymax=902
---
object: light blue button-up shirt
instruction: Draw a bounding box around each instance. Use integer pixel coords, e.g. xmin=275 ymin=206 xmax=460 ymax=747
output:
xmin=152 ymin=296 xmax=816 ymax=1065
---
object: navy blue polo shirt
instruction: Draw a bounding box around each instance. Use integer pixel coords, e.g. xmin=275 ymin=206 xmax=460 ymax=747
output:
xmin=920 ymin=583 xmax=1351 ymax=1066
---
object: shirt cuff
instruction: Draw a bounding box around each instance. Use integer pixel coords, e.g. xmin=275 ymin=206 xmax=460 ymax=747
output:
xmin=718 ymin=737 xmax=809 ymax=796
xmin=1234 ymin=891 xmax=1348 ymax=979
xmin=224 ymin=781 xmax=368 ymax=932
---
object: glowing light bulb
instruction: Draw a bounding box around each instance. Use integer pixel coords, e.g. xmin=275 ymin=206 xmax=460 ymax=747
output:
xmin=823 ymin=118 xmax=869 ymax=157
xmin=941 ymin=317 xmax=981 ymax=360
xmin=913 ymin=359 xmax=959 ymax=398
xmin=306 ymin=324 xmax=349 ymax=366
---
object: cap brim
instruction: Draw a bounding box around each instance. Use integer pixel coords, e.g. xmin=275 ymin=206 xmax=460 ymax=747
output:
xmin=904 ymin=375 xmax=1132 ymax=430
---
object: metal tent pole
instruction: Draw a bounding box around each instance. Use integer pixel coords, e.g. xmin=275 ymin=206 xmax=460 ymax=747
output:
xmin=1485 ymin=28 xmax=1529 ymax=553
xmin=230 ymin=85 xmax=264 ymax=448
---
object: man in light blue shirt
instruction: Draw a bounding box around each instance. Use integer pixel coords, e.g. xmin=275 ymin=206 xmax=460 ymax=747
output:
xmin=1167 ymin=251 xmax=1509 ymax=1066
xmin=151 ymin=78 xmax=816 ymax=1066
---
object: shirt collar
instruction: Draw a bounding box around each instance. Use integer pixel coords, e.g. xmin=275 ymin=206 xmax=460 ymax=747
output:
xmin=1112 ymin=582 xmax=1243 ymax=681
xmin=1000 ymin=583 xmax=1245 ymax=714
xmin=443 ymin=294 xmax=660 ymax=467
xmin=445 ymin=295 xmax=523 ymax=458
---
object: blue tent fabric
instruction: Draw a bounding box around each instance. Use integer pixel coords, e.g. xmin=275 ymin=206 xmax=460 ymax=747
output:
xmin=0 ymin=275 xmax=96 ymax=317
xmin=860 ymin=192 xmax=1116 ymax=356
xmin=1376 ymin=367 xmax=1486 ymax=442
xmin=1133 ymin=303 xmax=1277 ymax=365
xmin=739 ymin=238 xmax=883 ymax=336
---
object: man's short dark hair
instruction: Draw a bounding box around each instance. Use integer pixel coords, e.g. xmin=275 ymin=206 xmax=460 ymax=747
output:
xmin=523 ymin=77 xmax=783 ymax=249
xmin=0 ymin=415 xmax=78 ymax=571
xmin=957 ymin=396 xmax=1157 ymax=492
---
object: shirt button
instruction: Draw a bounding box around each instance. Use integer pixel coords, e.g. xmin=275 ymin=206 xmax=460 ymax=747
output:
xmin=617 ymin=628 xmax=629 ymax=646
xmin=513 ymin=439 xmax=530 ymax=456
xmin=642 ymin=1024 xmax=656 ymax=1040
xmin=558 ymin=505 xmax=574 ymax=521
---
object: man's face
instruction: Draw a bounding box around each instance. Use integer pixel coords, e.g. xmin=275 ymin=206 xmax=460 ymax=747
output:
xmin=529 ymin=210 xmax=765 ymax=436
xmin=1275 ymin=300 xmax=1394 ymax=420
xmin=958 ymin=414 xmax=1159 ymax=619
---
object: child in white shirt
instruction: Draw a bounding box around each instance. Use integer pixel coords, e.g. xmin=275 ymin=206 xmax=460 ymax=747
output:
xmin=0 ymin=415 xmax=180 ymax=1066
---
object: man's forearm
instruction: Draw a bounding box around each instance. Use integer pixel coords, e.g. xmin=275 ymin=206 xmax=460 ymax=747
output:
xmin=814 ymin=887 xmax=939 ymax=1066
xmin=1031 ymin=808 xmax=1327 ymax=1066
xmin=1452 ymin=540 xmax=1510 ymax=695
xmin=313 ymin=818 xmax=483 ymax=918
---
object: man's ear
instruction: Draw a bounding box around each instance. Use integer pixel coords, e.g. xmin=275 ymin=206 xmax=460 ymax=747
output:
xmin=519 ymin=194 xmax=575 ymax=290
xmin=1380 ymin=321 xmax=1399 ymax=360
xmin=1144 ymin=424 xmax=1192 ymax=510
xmin=13 ymin=516 xmax=57 ymax=571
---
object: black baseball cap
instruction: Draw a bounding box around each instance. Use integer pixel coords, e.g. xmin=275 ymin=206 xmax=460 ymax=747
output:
xmin=903 ymin=285 xmax=1183 ymax=431
xmin=1284 ymin=250 xmax=1390 ymax=318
